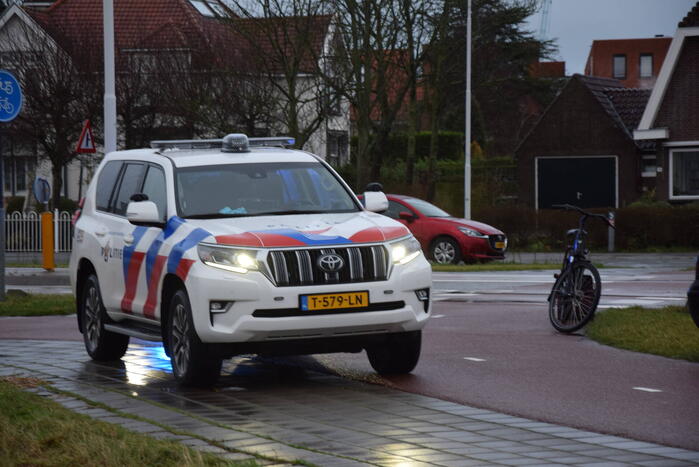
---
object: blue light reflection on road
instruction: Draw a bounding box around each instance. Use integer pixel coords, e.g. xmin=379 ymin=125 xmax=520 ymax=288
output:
xmin=121 ymin=342 xmax=172 ymax=386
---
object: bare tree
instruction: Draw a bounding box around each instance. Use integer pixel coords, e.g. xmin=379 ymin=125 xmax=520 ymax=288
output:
xmin=321 ymin=0 xmax=419 ymax=187
xmin=214 ymin=0 xmax=331 ymax=148
xmin=1 ymin=23 xmax=102 ymax=207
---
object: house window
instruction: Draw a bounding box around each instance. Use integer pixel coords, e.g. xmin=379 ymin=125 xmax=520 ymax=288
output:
xmin=3 ymin=157 xmax=35 ymax=195
xmin=326 ymin=131 xmax=349 ymax=167
xmin=640 ymin=54 xmax=653 ymax=78
xmin=613 ymin=54 xmax=626 ymax=79
xmin=670 ymin=149 xmax=699 ymax=199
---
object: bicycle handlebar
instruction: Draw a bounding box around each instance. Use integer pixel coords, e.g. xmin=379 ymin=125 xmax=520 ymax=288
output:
xmin=551 ymin=204 xmax=615 ymax=229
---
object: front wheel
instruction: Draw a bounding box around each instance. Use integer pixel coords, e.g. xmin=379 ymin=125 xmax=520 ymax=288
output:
xmin=81 ymin=274 xmax=129 ymax=360
xmin=167 ymin=290 xmax=222 ymax=386
xmin=366 ymin=331 xmax=421 ymax=374
xmin=548 ymin=262 xmax=601 ymax=333
xmin=431 ymin=237 xmax=461 ymax=264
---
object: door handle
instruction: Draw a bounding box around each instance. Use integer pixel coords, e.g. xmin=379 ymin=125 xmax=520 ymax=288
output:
xmin=124 ymin=235 xmax=134 ymax=246
xmin=95 ymin=227 xmax=108 ymax=237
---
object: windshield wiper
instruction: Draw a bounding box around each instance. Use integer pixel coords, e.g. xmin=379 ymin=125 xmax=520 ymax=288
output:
xmin=183 ymin=213 xmax=250 ymax=219
xmin=184 ymin=210 xmax=332 ymax=219
xmin=246 ymin=209 xmax=328 ymax=216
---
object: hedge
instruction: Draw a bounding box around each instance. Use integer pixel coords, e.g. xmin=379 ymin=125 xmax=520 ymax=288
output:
xmin=472 ymin=205 xmax=699 ymax=251
xmin=350 ymin=131 xmax=464 ymax=162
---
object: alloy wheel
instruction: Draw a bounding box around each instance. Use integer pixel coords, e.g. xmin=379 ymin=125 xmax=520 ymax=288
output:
xmin=171 ymin=303 xmax=191 ymax=377
xmin=433 ymin=241 xmax=456 ymax=264
xmin=84 ymin=285 xmax=101 ymax=351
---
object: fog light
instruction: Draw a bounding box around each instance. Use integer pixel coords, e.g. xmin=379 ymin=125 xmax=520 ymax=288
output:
xmin=415 ymin=288 xmax=430 ymax=313
xmin=210 ymin=301 xmax=232 ymax=313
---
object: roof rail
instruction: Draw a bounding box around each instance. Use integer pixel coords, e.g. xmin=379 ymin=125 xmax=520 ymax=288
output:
xmin=150 ymin=139 xmax=222 ymax=150
xmin=150 ymin=135 xmax=296 ymax=151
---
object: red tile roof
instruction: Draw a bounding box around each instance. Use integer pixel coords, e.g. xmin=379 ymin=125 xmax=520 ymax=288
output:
xmin=23 ymin=0 xmax=330 ymax=73
xmin=679 ymin=1 xmax=699 ymax=27
xmin=577 ymin=74 xmax=653 ymax=150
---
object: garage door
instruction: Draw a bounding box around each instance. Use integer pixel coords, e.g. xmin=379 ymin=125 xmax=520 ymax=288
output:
xmin=536 ymin=156 xmax=617 ymax=209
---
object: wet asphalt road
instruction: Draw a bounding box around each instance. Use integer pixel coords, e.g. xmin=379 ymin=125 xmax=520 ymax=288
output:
xmin=2 ymin=253 xmax=697 ymax=451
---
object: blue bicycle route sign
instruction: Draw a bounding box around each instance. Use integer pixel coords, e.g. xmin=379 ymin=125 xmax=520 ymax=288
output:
xmin=0 ymin=70 xmax=22 ymax=123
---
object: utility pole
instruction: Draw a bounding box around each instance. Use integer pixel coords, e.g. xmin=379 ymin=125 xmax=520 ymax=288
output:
xmin=464 ymin=0 xmax=472 ymax=219
xmin=103 ymin=0 xmax=117 ymax=154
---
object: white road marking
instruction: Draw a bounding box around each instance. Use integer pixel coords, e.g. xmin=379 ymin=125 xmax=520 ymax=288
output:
xmin=431 ymin=314 xmax=445 ymax=318
xmin=633 ymin=387 xmax=663 ymax=393
xmin=464 ymin=357 xmax=486 ymax=362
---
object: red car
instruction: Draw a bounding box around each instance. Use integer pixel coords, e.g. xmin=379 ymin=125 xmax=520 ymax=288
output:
xmin=382 ymin=195 xmax=507 ymax=264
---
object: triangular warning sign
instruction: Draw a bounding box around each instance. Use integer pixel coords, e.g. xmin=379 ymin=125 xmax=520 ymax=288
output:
xmin=76 ymin=120 xmax=96 ymax=154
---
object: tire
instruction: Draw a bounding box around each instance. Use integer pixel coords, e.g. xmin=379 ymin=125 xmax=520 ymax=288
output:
xmin=81 ymin=274 xmax=129 ymax=361
xmin=431 ymin=237 xmax=461 ymax=264
xmin=548 ymin=261 xmax=601 ymax=333
xmin=167 ymin=289 xmax=222 ymax=386
xmin=366 ymin=331 xmax=422 ymax=375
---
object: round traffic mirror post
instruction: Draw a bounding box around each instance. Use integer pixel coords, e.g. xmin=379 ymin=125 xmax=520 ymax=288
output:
xmin=0 ymin=70 xmax=24 ymax=301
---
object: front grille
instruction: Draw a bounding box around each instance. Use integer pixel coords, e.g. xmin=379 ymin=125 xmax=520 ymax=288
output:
xmin=267 ymin=245 xmax=389 ymax=287
xmin=488 ymin=234 xmax=507 ymax=251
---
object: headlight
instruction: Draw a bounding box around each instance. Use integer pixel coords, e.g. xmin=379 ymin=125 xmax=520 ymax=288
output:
xmin=197 ymin=243 xmax=259 ymax=274
xmin=458 ymin=226 xmax=488 ymax=238
xmin=390 ymin=236 xmax=422 ymax=264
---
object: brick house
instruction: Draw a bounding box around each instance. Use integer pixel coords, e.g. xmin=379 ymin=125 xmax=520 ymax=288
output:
xmin=633 ymin=3 xmax=699 ymax=203
xmin=0 ymin=0 xmax=349 ymax=202
xmin=584 ymin=37 xmax=671 ymax=89
xmin=515 ymin=74 xmax=653 ymax=209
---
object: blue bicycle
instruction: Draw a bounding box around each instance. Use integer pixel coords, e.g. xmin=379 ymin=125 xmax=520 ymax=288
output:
xmin=548 ymin=204 xmax=614 ymax=333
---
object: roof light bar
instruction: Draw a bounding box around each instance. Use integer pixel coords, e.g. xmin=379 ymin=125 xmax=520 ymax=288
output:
xmin=149 ymin=134 xmax=296 ymax=152
xmin=248 ymin=137 xmax=296 ymax=148
xmin=222 ymin=133 xmax=249 ymax=153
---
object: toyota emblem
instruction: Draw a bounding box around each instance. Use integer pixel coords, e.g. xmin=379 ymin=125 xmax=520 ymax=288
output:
xmin=317 ymin=253 xmax=344 ymax=273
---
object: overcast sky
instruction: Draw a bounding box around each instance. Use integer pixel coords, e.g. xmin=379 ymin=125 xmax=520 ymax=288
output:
xmin=524 ymin=0 xmax=697 ymax=74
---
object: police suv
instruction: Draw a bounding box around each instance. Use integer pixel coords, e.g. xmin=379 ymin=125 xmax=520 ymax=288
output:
xmin=70 ymin=134 xmax=432 ymax=385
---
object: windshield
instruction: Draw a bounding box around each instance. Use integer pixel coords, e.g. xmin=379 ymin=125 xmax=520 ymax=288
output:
xmin=407 ymin=198 xmax=451 ymax=217
xmin=176 ymin=162 xmax=360 ymax=218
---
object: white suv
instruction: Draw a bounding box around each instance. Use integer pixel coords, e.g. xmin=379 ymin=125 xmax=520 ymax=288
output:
xmin=70 ymin=134 xmax=432 ymax=385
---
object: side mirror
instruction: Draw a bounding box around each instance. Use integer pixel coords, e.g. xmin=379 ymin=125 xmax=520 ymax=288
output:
xmin=363 ymin=191 xmax=389 ymax=212
xmin=126 ymin=201 xmax=163 ymax=227
xmin=399 ymin=211 xmax=415 ymax=222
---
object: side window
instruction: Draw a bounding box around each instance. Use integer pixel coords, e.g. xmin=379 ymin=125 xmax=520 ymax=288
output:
xmin=141 ymin=165 xmax=168 ymax=221
xmin=385 ymin=200 xmax=409 ymax=219
xmin=112 ymin=163 xmax=146 ymax=216
xmin=96 ymin=161 xmax=123 ymax=212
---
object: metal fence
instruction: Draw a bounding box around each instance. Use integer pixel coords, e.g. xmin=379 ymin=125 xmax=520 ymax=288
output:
xmin=5 ymin=210 xmax=73 ymax=253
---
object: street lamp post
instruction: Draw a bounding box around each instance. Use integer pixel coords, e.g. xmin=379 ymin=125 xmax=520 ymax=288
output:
xmin=464 ymin=0 xmax=472 ymax=219
xmin=103 ymin=0 xmax=117 ymax=155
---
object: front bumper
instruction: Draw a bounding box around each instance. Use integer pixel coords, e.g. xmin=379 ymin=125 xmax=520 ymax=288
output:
xmin=186 ymin=253 xmax=432 ymax=343
xmin=457 ymin=235 xmax=507 ymax=261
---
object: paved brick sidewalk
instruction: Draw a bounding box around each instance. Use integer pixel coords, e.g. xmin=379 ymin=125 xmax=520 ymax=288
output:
xmin=1 ymin=339 xmax=698 ymax=466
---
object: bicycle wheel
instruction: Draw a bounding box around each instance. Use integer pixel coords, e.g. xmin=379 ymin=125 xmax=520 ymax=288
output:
xmin=549 ymin=261 xmax=601 ymax=333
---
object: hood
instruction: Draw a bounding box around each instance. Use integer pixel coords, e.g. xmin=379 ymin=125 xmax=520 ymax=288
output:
xmin=185 ymin=212 xmax=411 ymax=248
xmin=431 ymin=217 xmax=504 ymax=235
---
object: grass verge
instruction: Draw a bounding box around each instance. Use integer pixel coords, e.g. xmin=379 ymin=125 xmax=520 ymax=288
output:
xmin=0 ymin=291 xmax=75 ymax=317
xmin=0 ymin=377 xmax=252 ymax=466
xmin=587 ymin=305 xmax=699 ymax=362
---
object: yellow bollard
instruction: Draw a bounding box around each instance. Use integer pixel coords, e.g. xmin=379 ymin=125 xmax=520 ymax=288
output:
xmin=41 ymin=211 xmax=55 ymax=271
